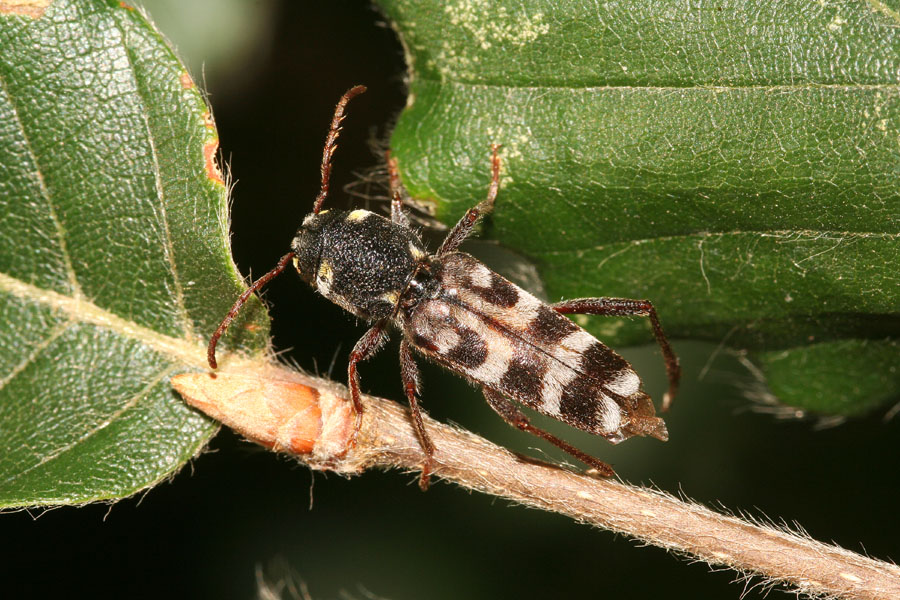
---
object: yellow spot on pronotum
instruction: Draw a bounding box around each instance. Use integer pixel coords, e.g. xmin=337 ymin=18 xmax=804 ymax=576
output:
xmin=317 ymin=261 xmax=334 ymax=295
xmin=347 ymin=209 xmax=371 ymax=221
xmin=381 ymin=291 xmax=400 ymax=305
xmin=409 ymin=242 xmax=425 ymax=260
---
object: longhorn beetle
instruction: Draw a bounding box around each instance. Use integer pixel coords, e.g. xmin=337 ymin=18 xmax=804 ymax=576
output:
xmin=208 ymin=85 xmax=681 ymax=489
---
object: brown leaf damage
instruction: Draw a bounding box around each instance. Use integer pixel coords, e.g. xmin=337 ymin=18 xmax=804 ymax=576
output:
xmin=201 ymin=111 xmax=224 ymax=185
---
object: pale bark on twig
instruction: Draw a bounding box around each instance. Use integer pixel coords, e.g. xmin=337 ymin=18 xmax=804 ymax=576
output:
xmin=173 ymin=363 xmax=900 ymax=600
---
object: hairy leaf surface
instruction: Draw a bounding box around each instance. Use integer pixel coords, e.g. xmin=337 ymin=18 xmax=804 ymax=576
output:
xmin=0 ymin=0 xmax=268 ymax=507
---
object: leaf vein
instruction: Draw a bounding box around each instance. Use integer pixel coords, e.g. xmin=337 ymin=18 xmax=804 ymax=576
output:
xmin=0 ymin=70 xmax=82 ymax=298
xmin=1 ymin=363 xmax=183 ymax=488
xmin=114 ymin=21 xmax=194 ymax=340
xmin=0 ymin=272 xmax=208 ymax=369
xmin=424 ymin=79 xmax=900 ymax=92
xmin=865 ymin=0 xmax=900 ymax=25
xmin=541 ymin=229 xmax=900 ymax=256
xmin=0 ymin=320 xmax=72 ymax=396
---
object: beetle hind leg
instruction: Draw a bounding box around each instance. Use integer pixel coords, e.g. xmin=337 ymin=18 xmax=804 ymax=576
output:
xmin=483 ymin=388 xmax=615 ymax=477
xmin=552 ymin=297 xmax=680 ymax=411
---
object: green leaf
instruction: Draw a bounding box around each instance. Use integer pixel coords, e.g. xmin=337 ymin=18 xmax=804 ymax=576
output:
xmin=379 ymin=0 xmax=900 ymax=416
xmin=0 ymin=0 xmax=269 ymax=508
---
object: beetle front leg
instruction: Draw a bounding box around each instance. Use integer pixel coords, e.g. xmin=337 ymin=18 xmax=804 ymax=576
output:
xmin=347 ymin=320 xmax=389 ymax=447
xmin=552 ymin=297 xmax=680 ymax=410
xmin=437 ymin=145 xmax=501 ymax=256
xmin=400 ymin=340 xmax=436 ymax=490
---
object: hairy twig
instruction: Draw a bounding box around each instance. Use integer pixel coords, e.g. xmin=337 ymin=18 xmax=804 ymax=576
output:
xmin=173 ymin=362 xmax=900 ymax=600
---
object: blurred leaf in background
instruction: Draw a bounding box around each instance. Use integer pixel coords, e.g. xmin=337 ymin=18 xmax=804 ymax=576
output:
xmin=138 ymin=0 xmax=276 ymax=94
xmin=380 ymin=0 xmax=900 ymax=416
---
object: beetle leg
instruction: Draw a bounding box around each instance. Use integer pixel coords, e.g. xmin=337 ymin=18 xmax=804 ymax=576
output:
xmin=386 ymin=150 xmax=410 ymax=227
xmin=347 ymin=320 xmax=389 ymax=447
xmin=483 ymin=388 xmax=615 ymax=477
xmin=400 ymin=340 xmax=435 ymax=490
xmin=437 ymin=145 xmax=501 ymax=256
xmin=552 ymin=298 xmax=680 ymax=411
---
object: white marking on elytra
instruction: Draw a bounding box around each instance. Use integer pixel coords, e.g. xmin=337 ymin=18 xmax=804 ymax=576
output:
xmin=457 ymin=280 xmax=538 ymax=331
xmin=539 ymin=362 xmax=576 ymax=416
xmin=596 ymin=395 xmax=623 ymax=435
xmin=541 ymin=331 xmax=603 ymax=418
xmin=506 ymin=291 xmax=541 ymax=329
xmin=433 ymin=324 xmax=461 ymax=353
xmin=604 ymin=370 xmax=641 ymax=397
xmin=468 ymin=262 xmax=493 ymax=287
xmin=452 ymin=306 xmax=512 ymax=384
xmin=555 ymin=330 xmax=596 ymax=365
xmin=347 ymin=209 xmax=372 ymax=221
xmin=433 ymin=302 xmax=450 ymax=317
xmin=470 ymin=333 xmax=513 ymax=384
xmin=408 ymin=300 xmax=459 ymax=353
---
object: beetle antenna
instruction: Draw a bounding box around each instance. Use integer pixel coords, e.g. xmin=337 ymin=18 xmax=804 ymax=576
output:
xmin=208 ymin=252 xmax=295 ymax=369
xmin=312 ymin=85 xmax=367 ymax=214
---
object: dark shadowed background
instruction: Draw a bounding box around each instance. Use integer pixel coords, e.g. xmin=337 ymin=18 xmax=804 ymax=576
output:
xmin=4 ymin=2 xmax=897 ymax=599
